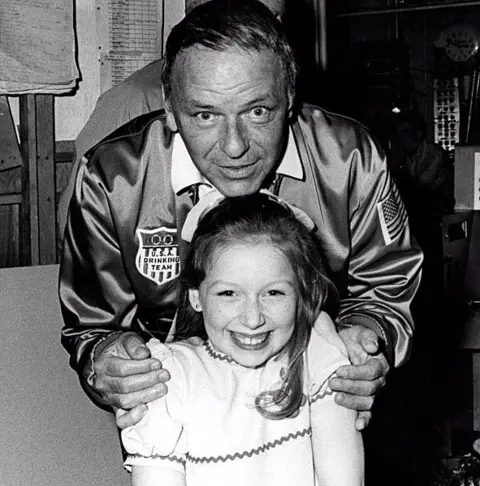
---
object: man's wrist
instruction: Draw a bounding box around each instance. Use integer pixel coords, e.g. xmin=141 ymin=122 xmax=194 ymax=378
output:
xmin=88 ymin=331 xmax=123 ymax=381
xmin=80 ymin=331 xmax=123 ymax=409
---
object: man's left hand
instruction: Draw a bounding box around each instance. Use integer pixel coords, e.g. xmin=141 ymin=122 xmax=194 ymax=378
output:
xmin=329 ymin=325 xmax=390 ymax=431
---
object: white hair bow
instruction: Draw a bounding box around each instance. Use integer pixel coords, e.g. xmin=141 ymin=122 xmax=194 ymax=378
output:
xmin=181 ymin=188 xmax=315 ymax=242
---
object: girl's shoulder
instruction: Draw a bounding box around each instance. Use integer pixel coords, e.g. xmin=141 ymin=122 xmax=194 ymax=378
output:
xmin=309 ymin=311 xmax=348 ymax=357
xmin=143 ymin=337 xmax=212 ymax=422
xmin=305 ymin=312 xmax=350 ymax=397
xmin=147 ymin=337 xmax=239 ymax=387
xmin=147 ymin=336 xmax=205 ymax=359
xmin=147 ymin=337 xmax=205 ymax=373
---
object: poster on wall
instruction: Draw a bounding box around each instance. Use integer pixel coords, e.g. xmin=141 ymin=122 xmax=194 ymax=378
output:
xmin=0 ymin=0 xmax=79 ymax=94
xmin=96 ymin=0 xmax=164 ymax=93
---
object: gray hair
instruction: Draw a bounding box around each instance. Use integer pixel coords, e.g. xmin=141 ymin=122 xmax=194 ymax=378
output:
xmin=162 ymin=0 xmax=298 ymax=103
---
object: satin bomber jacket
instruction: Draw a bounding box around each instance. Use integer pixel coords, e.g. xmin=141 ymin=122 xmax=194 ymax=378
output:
xmin=60 ymin=104 xmax=423 ymax=393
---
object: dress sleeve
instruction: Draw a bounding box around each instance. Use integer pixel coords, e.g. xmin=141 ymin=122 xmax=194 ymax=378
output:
xmin=122 ymin=339 xmax=187 ymax=473
xmin=306 ymin=312 xmax=350 ymax=402
xmin=306 ymin=314 xmax=365 ymax=484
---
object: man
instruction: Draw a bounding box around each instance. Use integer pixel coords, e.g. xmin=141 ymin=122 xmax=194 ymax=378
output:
xmin=58 ymin=0 xmax=286 ymax=237
xmin=60 ymin=0 xmax=422 ymax=432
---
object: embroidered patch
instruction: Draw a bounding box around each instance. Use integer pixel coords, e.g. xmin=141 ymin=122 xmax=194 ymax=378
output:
xmin=136 ymin=227 xmax=180 ymax=285
xmin=377 ymin=185 xmax=408 ymax=245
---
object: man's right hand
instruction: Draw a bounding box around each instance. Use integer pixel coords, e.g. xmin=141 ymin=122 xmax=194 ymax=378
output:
xmin=93 ymin=332 xmax=170 ymax=429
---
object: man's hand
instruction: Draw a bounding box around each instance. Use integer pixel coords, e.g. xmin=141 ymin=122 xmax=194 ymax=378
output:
xmin=93 ymin=332 xmax=170 ymax=429
xmin=329 ymin=325 xmax=390 ymax=431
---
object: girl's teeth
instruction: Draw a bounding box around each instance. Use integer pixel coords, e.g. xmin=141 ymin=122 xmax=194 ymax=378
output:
xmin=235 ymin=333 xmax=268 ymax=345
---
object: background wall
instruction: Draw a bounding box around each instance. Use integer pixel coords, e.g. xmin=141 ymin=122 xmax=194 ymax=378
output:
xmin=9 ymin=0 xmax=185 ymax=143
xmin=55 ymin=0 xmax=100 ymax=141
xmin=326 ymin=3 xmax=480 ymax=148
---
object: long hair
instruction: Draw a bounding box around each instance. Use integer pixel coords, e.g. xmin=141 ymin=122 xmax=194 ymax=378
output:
xmin=175 ymin=194 xmax=338 ymax=419
xmin=162 ymin=0 xmax=298 ymax=104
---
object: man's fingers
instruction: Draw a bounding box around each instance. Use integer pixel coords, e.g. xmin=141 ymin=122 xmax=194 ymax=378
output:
xmin=99 ymin=356 xmax=164 ymax=379
xmin=355 ymin=411 xmax=372 ymax=431
xmin=359 ymin=334 xmax=380 ymax=355
xmin=111 ymin=381 xmax=169 ymax=410
xmin=116 ymin=404 xmax=148 ymax=429
xmin=99 ymin=367 xmax=171 ymax=395
xmin=330 ymin=377 xmax=383 ymax=397
xmin=120 ymin=333 xmax=151 ymax=360
xmin=339 ymin=326 xmax=382 ymax=365
xmin=334 ymin=358 xmax=387 ymax=381
xmin=334 ymin=391 xmax=374 ymax=412
xmin=334 ymin=326 xmax=390 ymax=428
xmin=91 ymin=334 xmax=172 ymax=411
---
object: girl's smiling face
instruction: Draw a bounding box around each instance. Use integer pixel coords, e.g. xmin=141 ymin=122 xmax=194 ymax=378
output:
xmin=188 ymin=242 xmax=298 ymax=368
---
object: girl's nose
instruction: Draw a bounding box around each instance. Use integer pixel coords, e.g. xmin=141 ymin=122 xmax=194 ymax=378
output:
xmin=241 ymin=298 xmax=266 ymax=329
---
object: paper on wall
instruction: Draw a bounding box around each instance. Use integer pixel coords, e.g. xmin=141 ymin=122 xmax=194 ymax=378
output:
xmin=96 ymin=0 xmax=163 ymax=93
xmin=0 ymin=0 xmax=79 ymax=95
xmin=474 ymin=152 xmax=480 ymax=210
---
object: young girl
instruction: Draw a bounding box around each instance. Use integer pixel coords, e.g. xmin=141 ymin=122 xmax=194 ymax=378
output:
xmin=121 ymin=192 xmax=364 ymax=486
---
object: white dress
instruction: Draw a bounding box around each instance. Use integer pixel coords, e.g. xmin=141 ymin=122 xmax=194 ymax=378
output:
xmin=122 ymin=311 xmax=349 ymax=486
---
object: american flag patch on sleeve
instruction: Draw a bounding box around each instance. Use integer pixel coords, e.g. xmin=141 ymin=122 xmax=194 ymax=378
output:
xmin=377 ymin=185 xmax=408 ymax=245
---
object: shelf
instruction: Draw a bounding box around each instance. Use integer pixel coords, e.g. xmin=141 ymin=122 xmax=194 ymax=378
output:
xmin=335 ymin=1 xmax=480 ymax=18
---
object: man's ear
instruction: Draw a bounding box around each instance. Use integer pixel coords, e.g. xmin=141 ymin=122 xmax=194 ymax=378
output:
xmin=287 ymin=93 xmax=295 ymax=119
xmin=188 ymin=289 xmax=202 ymax=312
xmin=164 ymin=98 xmax=178 ymax=132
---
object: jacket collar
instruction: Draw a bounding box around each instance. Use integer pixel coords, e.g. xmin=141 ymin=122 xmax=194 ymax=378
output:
xmin=171 ymin=126 xmax=304 ymax=195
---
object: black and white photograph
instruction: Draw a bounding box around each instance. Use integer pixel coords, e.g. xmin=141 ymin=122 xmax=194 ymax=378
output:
xmin=1 ymin=0 xmax=480 ymax=484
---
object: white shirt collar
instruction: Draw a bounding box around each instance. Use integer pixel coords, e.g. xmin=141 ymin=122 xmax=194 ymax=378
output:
xmin=171 ymin=127 xmax=304 ymax=195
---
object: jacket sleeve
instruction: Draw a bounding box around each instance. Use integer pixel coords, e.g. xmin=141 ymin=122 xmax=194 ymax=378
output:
xmin=58 ymin=60 xmax=165 ymax=243
xmin=336 ymin=133 xmax=423 ymax=367
xmin=59 ymin=153 xmax=138 ymax=405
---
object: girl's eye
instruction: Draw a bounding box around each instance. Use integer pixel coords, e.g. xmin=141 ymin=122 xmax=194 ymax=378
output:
xmin=218 ymin=290 xmax=235 ymax=297
xmin=267 ymin=290 xmax=285 ymax=296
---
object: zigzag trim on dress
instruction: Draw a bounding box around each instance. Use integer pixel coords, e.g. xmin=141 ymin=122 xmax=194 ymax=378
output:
xmin=310 ymin=386 xmax=334 ymax=404
xmin=128 ymin=453 xmax=186 ymax=466
xmin=204 ymin=341 xmax=237 ymax=364
xmin=128 ymin=428 xmax=311 ymax=466
xmin=310 ymin=371 xmax=337 ymax=404
xmin=187 ymin=427 xmax=311 ymax=464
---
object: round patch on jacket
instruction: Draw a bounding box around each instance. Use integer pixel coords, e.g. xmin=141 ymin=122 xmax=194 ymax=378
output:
xmin=136 ymin=227 xmax=180 ymax=285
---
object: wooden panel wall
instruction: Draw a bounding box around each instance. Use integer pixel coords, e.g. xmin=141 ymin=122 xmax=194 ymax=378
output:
xmin=0 ymin=96 xmax=74 ymax=268
xmin=0 ymin=202 xmax=20 ymax=268
xmin=19 ymin=95 xmax=57 ymax=266
xmin=0 ymin=96 xmax=23 ymax=268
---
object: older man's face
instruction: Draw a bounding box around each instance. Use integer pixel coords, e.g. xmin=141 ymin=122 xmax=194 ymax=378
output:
xmin=165 ymin=46 xmax=292 ymax=197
